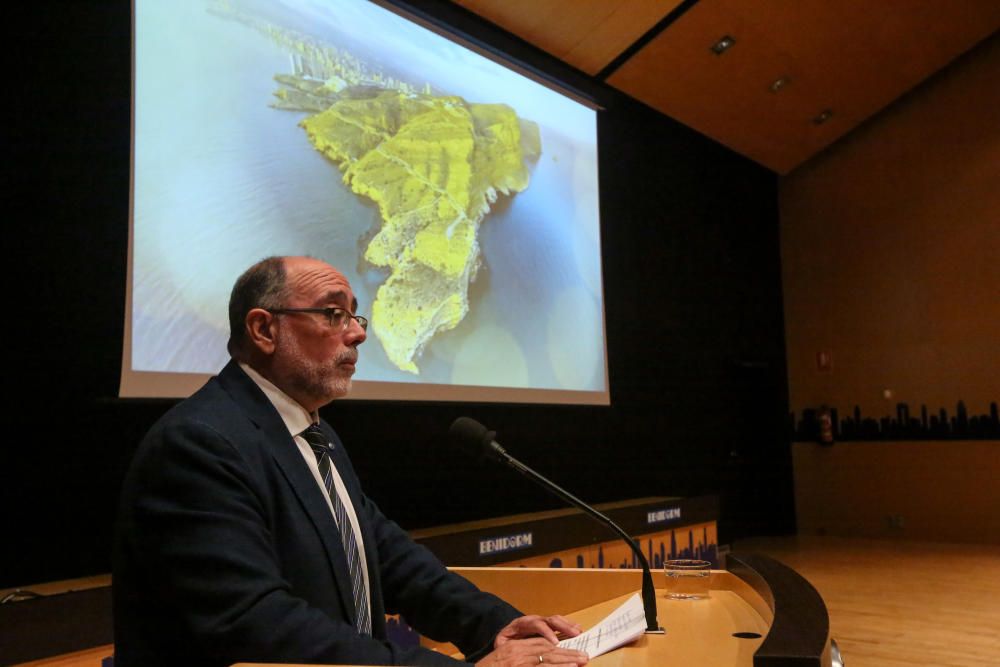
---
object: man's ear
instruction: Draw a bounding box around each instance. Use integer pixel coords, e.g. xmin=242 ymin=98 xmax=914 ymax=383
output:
xmin=245 ymin=308 xmax=277 ymax=355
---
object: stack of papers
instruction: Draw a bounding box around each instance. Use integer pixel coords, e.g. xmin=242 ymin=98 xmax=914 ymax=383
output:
xmin=557 ymin=593 xmax=648 ymax=659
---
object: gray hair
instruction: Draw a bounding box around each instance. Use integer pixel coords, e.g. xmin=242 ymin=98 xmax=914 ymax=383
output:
xmin=227 ymin=256 xmax=288 ymax=357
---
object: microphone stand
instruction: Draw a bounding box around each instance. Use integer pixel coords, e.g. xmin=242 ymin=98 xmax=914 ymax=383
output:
xmin=492 ymin=446 xmax=663 ymax=633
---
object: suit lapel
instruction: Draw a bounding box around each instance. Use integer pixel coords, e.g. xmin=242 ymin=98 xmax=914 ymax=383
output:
xmin=216 ymin=361 xmax=358 ymax=625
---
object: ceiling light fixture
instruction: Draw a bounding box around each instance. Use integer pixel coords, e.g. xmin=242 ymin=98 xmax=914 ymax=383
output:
xmin=812 ymin=109 xmax=833 ymax=125
xmin=769 ymin=77 xmax=789 ymax=92
xmin=710 ymin=35 xmax=736 ymax=55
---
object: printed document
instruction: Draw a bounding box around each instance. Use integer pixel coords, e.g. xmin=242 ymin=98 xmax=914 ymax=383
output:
xmin=557 ymin=593 xmax=647 ymax=658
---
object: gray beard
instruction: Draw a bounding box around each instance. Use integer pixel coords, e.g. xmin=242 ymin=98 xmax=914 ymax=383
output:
xmin=278 ymin=339 xmax=355 ymax=407
xmin=289 ymin=362 xmax=352 ymax=407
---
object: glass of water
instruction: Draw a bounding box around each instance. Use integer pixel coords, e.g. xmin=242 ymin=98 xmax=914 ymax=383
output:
xmin=663 ymin=559 xmax=711 ymax=599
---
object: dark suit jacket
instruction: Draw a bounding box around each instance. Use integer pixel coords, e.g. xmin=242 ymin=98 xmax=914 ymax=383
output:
xmin=113 ymin=361 xmax=520 ymax=666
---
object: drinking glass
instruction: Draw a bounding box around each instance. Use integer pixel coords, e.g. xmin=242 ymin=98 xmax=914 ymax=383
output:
xmin=663 ymin=559 xmax=711 ymax=599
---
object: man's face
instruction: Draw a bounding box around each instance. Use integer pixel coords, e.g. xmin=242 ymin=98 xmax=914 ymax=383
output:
xmin=271 ymin=257 xmax=366 ymax=410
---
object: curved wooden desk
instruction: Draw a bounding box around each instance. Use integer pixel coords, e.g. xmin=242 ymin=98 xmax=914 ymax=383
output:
xmin=236 ymin=552 xmax=833 ymax=667
xmin=448 ymin=553 xmax=831 ymax=667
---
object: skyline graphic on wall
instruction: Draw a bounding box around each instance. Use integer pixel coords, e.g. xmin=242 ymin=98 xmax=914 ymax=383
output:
xmin=790 ymin=400 xmax=999 ymax=441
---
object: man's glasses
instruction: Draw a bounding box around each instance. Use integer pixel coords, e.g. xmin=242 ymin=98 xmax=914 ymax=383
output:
xmin=266 ymin=307 xmax=368 ymax=332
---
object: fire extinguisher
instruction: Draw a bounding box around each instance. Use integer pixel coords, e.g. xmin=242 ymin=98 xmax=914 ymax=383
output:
xmin=818 ymin=405 xmax=834 ymax=446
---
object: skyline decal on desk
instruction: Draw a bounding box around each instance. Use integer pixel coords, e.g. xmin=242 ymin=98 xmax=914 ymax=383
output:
xmin=525 ymin=524 xmax=718 ymax=569
xmin=791 ymin=400 xmax=999 ymax=441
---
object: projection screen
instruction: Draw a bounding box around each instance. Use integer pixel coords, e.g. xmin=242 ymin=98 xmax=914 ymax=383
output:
xmin=122 ymin=0 xmax=607 ymax=404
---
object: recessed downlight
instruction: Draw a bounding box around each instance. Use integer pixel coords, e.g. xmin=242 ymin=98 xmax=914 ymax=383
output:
xmin=710 ymin=35 xmax=736 ymax=55
xmin=769 ymin=77 xmax=790 ymax=92
xmin=813 ymin=109 xmax=833 ymax=125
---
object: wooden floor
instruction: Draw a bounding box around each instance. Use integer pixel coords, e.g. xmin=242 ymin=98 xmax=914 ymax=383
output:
xmin=732 ymin=536 xmax=1000 ymax=667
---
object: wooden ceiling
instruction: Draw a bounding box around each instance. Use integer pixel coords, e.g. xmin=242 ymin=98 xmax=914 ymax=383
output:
xmin=453 ymin=0 xmax=1000 ymax=174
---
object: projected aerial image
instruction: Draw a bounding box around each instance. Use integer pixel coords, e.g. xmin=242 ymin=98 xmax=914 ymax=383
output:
xmin=132 ymin=0 xmax=603 ymax=393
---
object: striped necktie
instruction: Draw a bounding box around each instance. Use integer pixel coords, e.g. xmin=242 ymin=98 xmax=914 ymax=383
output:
xmin=300 ymin=424 xmax=372 ymax=635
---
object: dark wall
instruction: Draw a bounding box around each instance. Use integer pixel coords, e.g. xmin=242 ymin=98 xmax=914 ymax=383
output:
xmin=2 ymin=0 xmax=792 ymax=589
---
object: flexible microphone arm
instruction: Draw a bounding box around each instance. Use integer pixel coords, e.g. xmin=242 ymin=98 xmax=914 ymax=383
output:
xmin=487 ymin=441 xmax=661 ymax=633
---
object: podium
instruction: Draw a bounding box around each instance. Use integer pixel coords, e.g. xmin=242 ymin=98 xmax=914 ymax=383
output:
xmin=236 ymin=552 xmax=834 ymax=667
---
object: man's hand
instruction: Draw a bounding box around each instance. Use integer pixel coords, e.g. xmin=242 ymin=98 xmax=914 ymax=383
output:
xmin=475 ymin=637 xmax=588 ymax=667
xmin=494 ymin=614 xmax=583 ymax=646
xmin=475 ymin=615 xmax=587 ymax=666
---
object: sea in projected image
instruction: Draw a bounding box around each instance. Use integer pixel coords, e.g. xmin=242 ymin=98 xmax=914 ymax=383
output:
xmin=132 ymin=0 xmax=603 ymax=393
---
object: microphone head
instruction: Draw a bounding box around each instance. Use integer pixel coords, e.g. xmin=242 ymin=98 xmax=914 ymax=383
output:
xmin=449 ymin=417 xmax=500 ymax=462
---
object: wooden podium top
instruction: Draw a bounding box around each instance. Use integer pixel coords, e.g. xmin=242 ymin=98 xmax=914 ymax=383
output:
xmin=235 ymin=555 xmax=831 ymax=666
xmin=527 ymin=580 xmax=768 ymax=667
xmin=448 ymin=567 xmax=771 ymax=666
xmin=234 ymin=581 xmax=763 ymax=666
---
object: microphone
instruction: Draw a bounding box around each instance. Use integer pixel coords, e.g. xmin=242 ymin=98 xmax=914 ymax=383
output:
xmin=448 ymin=417 xmax=662 ymax=633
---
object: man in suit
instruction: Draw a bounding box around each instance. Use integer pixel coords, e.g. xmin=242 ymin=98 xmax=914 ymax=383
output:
xmin=114 ymin=256 xmax=589 ymax=667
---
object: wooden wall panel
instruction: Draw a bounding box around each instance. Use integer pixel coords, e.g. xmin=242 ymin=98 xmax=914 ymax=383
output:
xmin=793 ymin=441 xmax=1000 ymax=543
xmin=780 ymin=36 xmax=1000 ymax=418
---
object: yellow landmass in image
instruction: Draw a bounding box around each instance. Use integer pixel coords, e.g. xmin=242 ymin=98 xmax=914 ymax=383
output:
xmin=301 ymin=89 xmax=540 ymax=373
